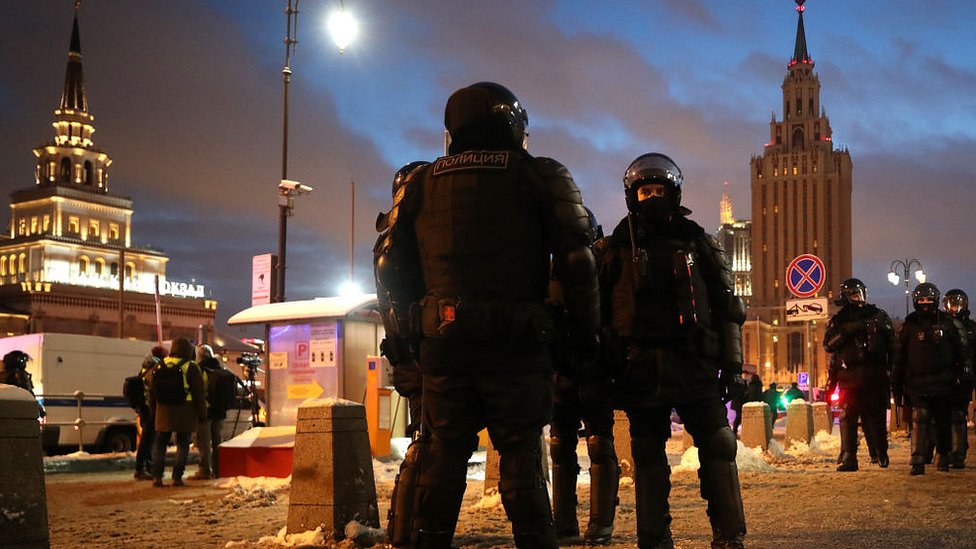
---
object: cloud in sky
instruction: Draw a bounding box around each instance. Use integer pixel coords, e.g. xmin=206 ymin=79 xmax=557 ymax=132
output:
xmin=1 ymin=0 xmax=974 ymax=330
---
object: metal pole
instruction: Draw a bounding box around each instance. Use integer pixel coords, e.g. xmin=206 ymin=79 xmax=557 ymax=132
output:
xmin=276 ymin=0 xmax=299 ymax=303
xmin=117 ymin=246 xmax=125 ymax=338
xmin=349 ymin=180 xmax=355 ymax=282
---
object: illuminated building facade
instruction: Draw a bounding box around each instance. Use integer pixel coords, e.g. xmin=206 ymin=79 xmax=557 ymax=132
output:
xmin=0 ymin=6 xmax=216 ymax=339
xmin=744 ymin=0 xmax=852 ymax=387
xmin=716 ymin=184 xmax=752 ymax=306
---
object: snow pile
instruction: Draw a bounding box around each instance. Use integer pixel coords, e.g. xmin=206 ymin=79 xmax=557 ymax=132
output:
xmin=473 ymin=489 xmax=502 ymax=509
xmin=736 ymin=442 xmax=777 ymax=472
xmin=227 ymin=526 xmax=326 ymax=547
xmin=219 ymin=475 xmax=291 ymax=508
xmin=671 ymin=446 xmax=700 ymax=474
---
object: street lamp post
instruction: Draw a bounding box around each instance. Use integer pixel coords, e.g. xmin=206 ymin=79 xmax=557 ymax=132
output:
xmin=888 ymin=258 xmax=926 ymax=317
xmin=274 ymin=0 xmax=357 ymax=303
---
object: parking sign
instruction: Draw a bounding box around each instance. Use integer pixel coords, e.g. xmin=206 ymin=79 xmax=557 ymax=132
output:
xmin=797 ymin=371 xmax=809 ymax=389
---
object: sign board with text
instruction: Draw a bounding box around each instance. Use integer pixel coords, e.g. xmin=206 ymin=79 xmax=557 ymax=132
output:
xmin=786 ymin=297 xmax=829 ymax=321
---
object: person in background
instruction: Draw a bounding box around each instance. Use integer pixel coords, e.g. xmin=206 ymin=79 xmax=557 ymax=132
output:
xmin=892 ymin=283 xmax=973 ymax=475
xmin=941 ymin=289 xmax=975 ymax=468
xmin=150 ymin=337 xmax=206 ymax=487
xmin=1 ymin=350 xmax=45 ymax=419
xmin=762 ymin=382 xmax=780 ymax=432
xmin=133 ymin=346 xmax=167 ymax=480
xmin=188 ymin=344 xmax=226 ymax=480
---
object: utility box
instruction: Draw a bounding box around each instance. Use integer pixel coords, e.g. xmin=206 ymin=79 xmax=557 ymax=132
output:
xmin=227 ymin=294 xmax=384 ymax=427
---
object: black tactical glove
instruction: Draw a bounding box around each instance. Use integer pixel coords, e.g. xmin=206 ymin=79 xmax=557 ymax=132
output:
xmin=719 ymin=367 xmax=747 ymax=404
xmin=390 ymin=360 xmax=422 ymax=399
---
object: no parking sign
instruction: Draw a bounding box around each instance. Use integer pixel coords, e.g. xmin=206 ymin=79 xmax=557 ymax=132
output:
xmin=786 ymin=254 xmax=826 ymax=298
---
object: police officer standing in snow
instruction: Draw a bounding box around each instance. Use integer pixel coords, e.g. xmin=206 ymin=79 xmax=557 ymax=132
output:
xmin=823 ymin=278 xmax=896 ymax=471
xmin=375 ymin=160 xmax=429 ymax=547
xmin=548 ymin=207 xmax=618 ymax=545
xmin=598 ymin=153 xmax=746 ymax=549
xmin=941 ymin=289 xmax=975 ymax=468
xmin=375 ymin=82 xmax=600 ymax=549
xmin=892 ymin=283 xmax=973 ymax=475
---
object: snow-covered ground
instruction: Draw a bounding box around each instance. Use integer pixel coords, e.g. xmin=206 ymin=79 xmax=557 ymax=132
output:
xmin=42 ymin=423 xmax=976 ymax=548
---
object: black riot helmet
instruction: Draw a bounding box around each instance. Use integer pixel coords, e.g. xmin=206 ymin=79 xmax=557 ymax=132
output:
xmin=2 ymin=350 xmax=29 ymax=371
xmin=623 ymin=153 xmax=684 ymax=222
xmin=583 ymin=206 xmax=604 ymax=245
xmin=444 ymin=82 xmax=528 ymax=154
xmin=943 ymin=288 xmax=969 ymax=316
xmin=912 ymin=282 xmax=940 ymax=314
xmin=836 ymin=278 xmax=867 ymax=306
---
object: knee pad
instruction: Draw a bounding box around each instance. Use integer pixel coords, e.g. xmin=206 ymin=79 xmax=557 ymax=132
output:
xmin=697 ymin=426 xmax=737 ymax=462
xmin=586 ymin=435 xmax=617 ymax=465
xmin=499 ymin=439 xmax=546 ymax=493
xmin=631 ymin=435 xmax=668 ymax=466
xmin=419 ymin=439 xmax=473 ymax=489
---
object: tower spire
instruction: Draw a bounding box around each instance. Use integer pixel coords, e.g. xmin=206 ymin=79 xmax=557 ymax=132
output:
xmin=790 ymin=0 xmax=812 ymax=68
xmin=60 ymin=1 xmax=88 ymax=112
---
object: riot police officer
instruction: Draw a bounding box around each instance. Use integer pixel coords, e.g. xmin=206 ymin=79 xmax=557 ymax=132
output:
xmin=548 ymin=207 xmax=618 ymax=545
xmin=942 ymin=289 xmax=975 ymax=468
xmin=375 ymin=160 xmax=429 ymax=548
xmin=598 ymin=153 xmax=746 ymax=549
xmin=892 ymin=283 xmax=973 ymax=475
xmin=375 ymin=82 xmax=600 ymax=549
xmin=823 ymin=278 xmax=896 ymax=471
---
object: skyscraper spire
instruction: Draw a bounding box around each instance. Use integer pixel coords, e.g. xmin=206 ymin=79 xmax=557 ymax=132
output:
xmin=60 ymin=2 xmax=88 ymax=113
xmin=790 ymin=0 xmax=812 ymax=67
xmin=720 ymin=180 xmax=734 ymax=225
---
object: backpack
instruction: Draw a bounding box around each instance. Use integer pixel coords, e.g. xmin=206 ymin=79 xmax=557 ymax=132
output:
xmin=123 ymin=375 xmax=145 ymax=410
xmin=207 ymin=367 xmax=238 ymax=414
xmin=153 ymin=359 xmax=188 ymax=405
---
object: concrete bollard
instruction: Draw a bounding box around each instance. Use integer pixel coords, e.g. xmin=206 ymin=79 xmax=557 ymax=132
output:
xmin=484 ymin=434 xmax=549 ymax=497
xmin=740 ymin=402 xmax=770 ymax=451
xmin=612 ymin=410 xmax=633 ymax=478
xmin=0 ymin=384 xmax=50 ymax=549
xmin=287 ymin=398 xmax=379 ymax=539
xmin=811 ymin=402 xmax=831 ymax=436
xmin=785 ymin=399 xmax=814 ymax=448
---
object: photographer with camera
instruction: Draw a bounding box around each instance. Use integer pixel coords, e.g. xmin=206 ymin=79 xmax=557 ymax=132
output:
xmin=236 ymin=353 xmax=265 ymax=427
xmin=2 ymin=350 xmax=45 ymax=419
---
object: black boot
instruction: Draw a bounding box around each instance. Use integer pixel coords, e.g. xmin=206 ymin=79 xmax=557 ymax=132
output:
xmin=632 ymin=437 xmax=673 ymax=549
xmin=698 ymin=428 xmax=747 ymax=549
xmin=910 ymin=407 xmax=931 ymax=476
xmin=414 ymin=529 xmax=456 ymax=549
xmin=499 ymin=441 xmax=558 ymax=549
xmin=836 ymin=410 xmax=858 ymax=472
xmin=583 ymin=435 xmax=619 ymax=546
xmin=937 ymin=454 xmax=950 ymax=472
xmin=388 ymin=437 xmax=427 ymax=547
xmin=548 ymin=436 xmax=580 ymax=541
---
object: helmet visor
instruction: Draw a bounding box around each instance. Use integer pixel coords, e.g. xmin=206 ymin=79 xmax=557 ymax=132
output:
xmin=944 ymin=294 xmax=967 ymax=314
xmin=636 ymin=184 xmax=667 ymax=202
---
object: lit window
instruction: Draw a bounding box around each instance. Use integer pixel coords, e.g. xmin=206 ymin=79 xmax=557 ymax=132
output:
xmin=79 ymin=256 xmax=89 ymax=275
xmin=17 ymin=218 xmax=26 ymax=236
xmin=94 ymin=258 xmax=105 ymax=276
xmin=0 ymin=256 xmax=5 ymax=276
xmin=109 ymin=224 xmax=120 ymax=240
xmin=43 ymin=215 xmax=50 ymax=232
xmin=30 ymin=217 xmax=38 ymax=234
xmin=68 ymin=217 xmax=80 ymax=234
xmin=89 ymin=220 xmax=100 ymax=238
xmin=110 ymin=262 xmax=119 ymax=276
xmin=125 ymin=263 xmax=135 ymax=280
xmin=792 ymin=166 xmax=798 ymax=175
xmin=18 ymin=253 xmax=26 ymax=274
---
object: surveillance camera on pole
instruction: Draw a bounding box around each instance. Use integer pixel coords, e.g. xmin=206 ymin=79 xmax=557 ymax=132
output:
xmin=279 ymin=179 xmax=314 ymax=195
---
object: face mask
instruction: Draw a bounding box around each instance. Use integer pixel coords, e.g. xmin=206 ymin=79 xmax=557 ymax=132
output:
xmin=636 ymin=196 xmax=672 ymax=224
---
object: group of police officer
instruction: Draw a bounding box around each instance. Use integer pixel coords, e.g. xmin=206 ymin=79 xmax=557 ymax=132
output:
xmin=825 ymin=279 xmax=974 ymax=476
xmin=373 ymin=82 xmax=747 ymax=549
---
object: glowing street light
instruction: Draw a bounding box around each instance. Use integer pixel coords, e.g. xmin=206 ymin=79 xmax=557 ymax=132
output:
xmin=327 ymin=4 xmax=358 ymax=53
xmin=888 ymin=258 xmax=926 ymax=317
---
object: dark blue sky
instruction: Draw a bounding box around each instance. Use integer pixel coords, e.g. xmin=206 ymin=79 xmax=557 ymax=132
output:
xmin=2 ymin=1 xmax=974 ymax=333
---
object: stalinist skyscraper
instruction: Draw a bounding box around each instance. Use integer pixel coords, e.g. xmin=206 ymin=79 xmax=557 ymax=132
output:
xmin=746 ymin=0 xmax=853 ymax=384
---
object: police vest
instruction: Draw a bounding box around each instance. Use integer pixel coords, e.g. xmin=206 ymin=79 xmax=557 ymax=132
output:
xmin=413 ymin=150 xmax=549 ymax=302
